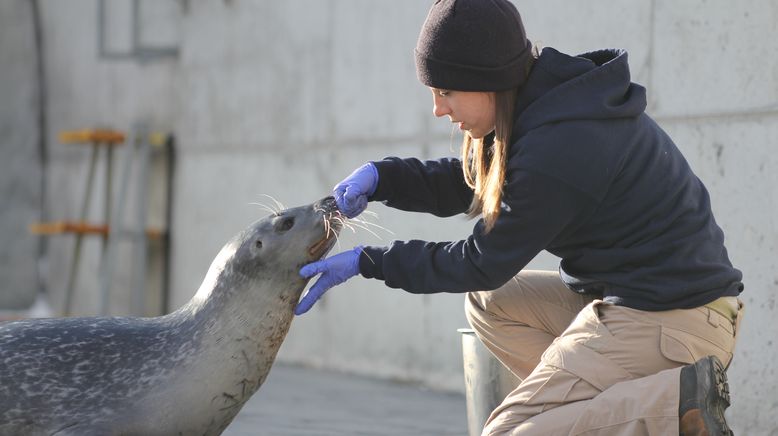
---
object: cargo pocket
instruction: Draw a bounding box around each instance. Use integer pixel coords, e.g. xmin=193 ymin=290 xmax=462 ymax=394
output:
xmin=659 ymin=326 xmax=733 ymax=367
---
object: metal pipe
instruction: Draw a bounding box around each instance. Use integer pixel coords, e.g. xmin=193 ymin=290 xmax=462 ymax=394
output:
xmin=63 ymin=144 xmax=100 ymax=316
xmin=161 ymin=134 xmax=175 ymax=313
xmin=99 ymin=129 xmax=136 ymax=315
xmin=30 ymin=0 xmax=50 ymax=306
xmin=134 ymin=123 xmax=150 ymax=316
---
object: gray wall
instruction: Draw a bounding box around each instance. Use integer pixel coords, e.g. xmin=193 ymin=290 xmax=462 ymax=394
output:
xmin=1 ymin=0 xmax=776 ymax=433
xmin=0 ymin=1 xmax=41 ymax=310
xmin=23 ymin=0 xmax=179 ymax=315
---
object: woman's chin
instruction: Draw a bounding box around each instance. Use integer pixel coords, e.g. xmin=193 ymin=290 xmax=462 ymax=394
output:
xmin=466 ymin=127 xmax=495 ymax=140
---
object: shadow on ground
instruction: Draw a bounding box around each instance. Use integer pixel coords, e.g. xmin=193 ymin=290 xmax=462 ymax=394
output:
xmin=224 ymin=364 xmax=468 ymax=436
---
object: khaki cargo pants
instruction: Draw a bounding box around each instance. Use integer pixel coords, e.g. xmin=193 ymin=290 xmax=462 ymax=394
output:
xmin=465 ymin=270 xmax=743 ymax=436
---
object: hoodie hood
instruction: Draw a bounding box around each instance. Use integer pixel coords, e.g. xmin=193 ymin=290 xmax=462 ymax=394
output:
xmin=512 ymin=48 xmax=647 ymax=139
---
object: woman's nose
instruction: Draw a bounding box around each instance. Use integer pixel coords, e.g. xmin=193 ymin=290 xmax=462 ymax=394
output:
xmin=432 ymin=96 xmax=449 ymax=118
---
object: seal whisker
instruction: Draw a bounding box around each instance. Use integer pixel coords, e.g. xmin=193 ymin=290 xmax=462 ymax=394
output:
xmin=324 ymin=213 xmax=342 ymax=237
xmin=323 ymin=217 xmax=333 ymax=239
xmin=332 ymin=231 xmax=344 ymax=251
xmin=341 ymin=220 xmax=382 ymax=240
xmin=360 ymin=210 xmax=379 ymax=218
xmin=357 ymin=246 xmax=376 ymax=265
xmin=320 ymin=216 xmax=344 ymax=251
xmin=257 ymin=194 xmax=286 ymax=213
xmin=329 ymin=209 xmax=394 ymax=238
xmin=328 ymin=214 xmax=389 ymax=241
xmin=350 ymin=217 xmax=395 ymax=236
xmin=331 ymin=216 xmax=357 ymax=234
xmin=248 ymin=202 xmax=282 ymax=216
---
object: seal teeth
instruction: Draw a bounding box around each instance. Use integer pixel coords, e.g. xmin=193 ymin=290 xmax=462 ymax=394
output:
xmin=309 ymin=238 xmax=326 ymax=256
xmin=308 ymin=233 xmax=335 ymax=258
xmin=308 ymin=211 xmax=343 ymax=257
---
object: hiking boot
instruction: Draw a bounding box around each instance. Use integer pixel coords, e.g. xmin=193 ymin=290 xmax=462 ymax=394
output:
xmin=679 ymin=355 xmax=733 ymax=436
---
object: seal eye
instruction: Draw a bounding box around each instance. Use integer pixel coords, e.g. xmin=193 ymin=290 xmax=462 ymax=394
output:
xmin=255 ymin=240 xmax=263 ymax=249
xmin=276 ymin=216 xmax=295 ymax=232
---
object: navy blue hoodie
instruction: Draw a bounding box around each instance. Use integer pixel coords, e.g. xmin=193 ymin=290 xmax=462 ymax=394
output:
xmin=359 ymin=48 xmax=742 ymax=311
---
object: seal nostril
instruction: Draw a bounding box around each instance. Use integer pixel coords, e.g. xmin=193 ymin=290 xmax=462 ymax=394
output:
xmin=314 ymin=196 xmax=338 ymax=214
xmin=323 ymin=196 xmax=338 ymax=213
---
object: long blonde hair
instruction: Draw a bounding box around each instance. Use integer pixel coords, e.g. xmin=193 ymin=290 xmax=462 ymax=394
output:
xmin=461 ymin=87 xmax=519 ymax=232
xmin=462 ymin=46 xmax=539 ymax=232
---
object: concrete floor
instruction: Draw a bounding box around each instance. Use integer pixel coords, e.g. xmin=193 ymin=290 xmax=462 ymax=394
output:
xmin=223 ymin=364 xmax=468 ymax=436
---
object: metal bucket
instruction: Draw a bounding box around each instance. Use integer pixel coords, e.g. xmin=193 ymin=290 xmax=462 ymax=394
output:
xmin=458 ymin=328 xmax=521 ymax=436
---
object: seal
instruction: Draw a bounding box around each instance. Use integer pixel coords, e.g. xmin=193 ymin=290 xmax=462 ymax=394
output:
xmin=0 ymin=196 xmax=343 ymax=436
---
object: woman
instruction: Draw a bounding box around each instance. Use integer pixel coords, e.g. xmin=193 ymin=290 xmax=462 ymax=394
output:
xmin=295 ymin=0 xmax=743 ymax=434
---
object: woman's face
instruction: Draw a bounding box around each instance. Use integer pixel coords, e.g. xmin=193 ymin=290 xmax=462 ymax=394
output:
xmin=430 ymin=88 xmax=496 ymax=139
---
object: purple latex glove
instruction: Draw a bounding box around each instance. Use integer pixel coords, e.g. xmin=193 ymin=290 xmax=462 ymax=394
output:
xmin=295 ymin=246 xmax=363 ymax=315
xmin=333 ymin=163 xmax=378 ymax=218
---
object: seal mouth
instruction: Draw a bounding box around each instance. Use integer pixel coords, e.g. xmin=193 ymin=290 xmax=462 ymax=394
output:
xmin=308 ymin=219 xmax=342 ymax=259
xmin=308 ymin=198 xmax=344 ymax=259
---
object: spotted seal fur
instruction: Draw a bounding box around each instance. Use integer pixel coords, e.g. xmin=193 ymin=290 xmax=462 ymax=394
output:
xmin=0 ymin=197 xmax=342 ymax=436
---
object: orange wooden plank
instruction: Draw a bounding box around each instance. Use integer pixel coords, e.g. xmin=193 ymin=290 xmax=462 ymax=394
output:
xmin=29 ymin=221 xmax=164 ymax=240
xmin=59 ymin=129 xmax=126 ymax=145
xmin=30 ymin=221 xmax=108 ymax=236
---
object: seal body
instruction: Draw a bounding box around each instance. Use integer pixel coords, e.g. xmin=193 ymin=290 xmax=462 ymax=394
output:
xmin=0 ymin=197 xmax=342 ymax=436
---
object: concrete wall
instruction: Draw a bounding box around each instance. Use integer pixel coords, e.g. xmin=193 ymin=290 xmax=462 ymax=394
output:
xmin=1 ymin=0 xmax=775 ymax=433
xmin=0 ymin=1 xmax=41 ymax=309
xmin=30 ymin=0 xmax=179 ymax=316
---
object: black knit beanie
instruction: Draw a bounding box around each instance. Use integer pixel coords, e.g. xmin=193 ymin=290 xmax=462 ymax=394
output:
xmin=415 ymin=0 xmax=533 ymax=92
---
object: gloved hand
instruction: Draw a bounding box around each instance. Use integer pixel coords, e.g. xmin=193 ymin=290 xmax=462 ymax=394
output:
xmin=333 ymin=163 xmax=379 ymax=218
xmin=294 ymin=246 xmax=363 ymax=315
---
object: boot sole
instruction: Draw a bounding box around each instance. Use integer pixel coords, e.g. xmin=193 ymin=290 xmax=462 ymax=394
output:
xmin=705 ymin=355 xmax=733 ymax=436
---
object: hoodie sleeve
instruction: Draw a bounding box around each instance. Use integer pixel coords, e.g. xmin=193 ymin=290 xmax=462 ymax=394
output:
xmin=359 ymin=167 xmax=598 ymax=293
xmin=369 ymin=156 xmax=474 ymax=217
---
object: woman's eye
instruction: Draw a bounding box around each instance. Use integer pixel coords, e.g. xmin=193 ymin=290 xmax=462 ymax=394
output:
xmin=438 ymin=90 xmax=450 ymax=97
